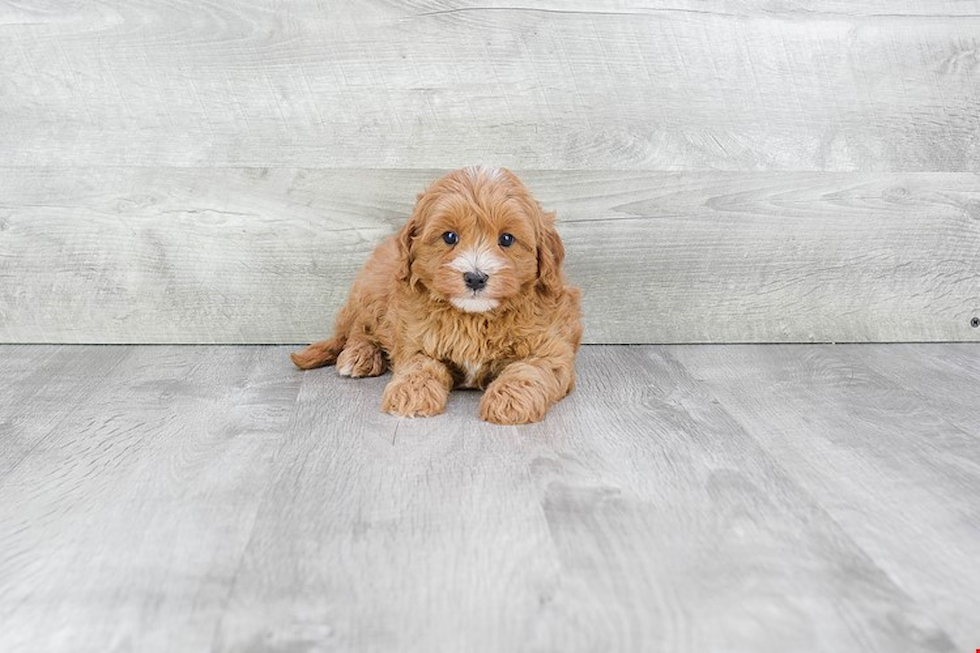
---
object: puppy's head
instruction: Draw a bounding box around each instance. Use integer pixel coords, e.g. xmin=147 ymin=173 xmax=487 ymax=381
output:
xmin=397 ymin=166 xmax=565 ymax=313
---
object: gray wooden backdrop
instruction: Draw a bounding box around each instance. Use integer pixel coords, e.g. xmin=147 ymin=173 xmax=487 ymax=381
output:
xmin=1 ymin=0 xmax=978 ymax=344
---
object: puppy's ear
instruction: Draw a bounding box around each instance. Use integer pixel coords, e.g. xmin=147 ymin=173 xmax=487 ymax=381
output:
xmin=395 ymin=214 xmax=419 ymax=289
xmin=398 ymin=188 xmax=443 ymax=291
xmin=536 ymin=211 xmax=566 ymax=296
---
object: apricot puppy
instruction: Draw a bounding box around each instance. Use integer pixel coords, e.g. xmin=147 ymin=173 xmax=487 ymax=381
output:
xmin=291 ymin=166 xmax=582 ymax=425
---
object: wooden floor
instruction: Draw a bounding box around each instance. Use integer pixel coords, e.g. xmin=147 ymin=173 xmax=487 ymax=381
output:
xmin=1 ymin=344 xmax=978 ymax=653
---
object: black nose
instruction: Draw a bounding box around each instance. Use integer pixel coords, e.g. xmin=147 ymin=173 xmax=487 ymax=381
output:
xmin=463 ymin=271 xmax=489 ymax=291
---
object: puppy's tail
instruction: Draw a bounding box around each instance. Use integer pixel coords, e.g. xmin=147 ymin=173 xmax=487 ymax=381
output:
xmin=290 ymin=338 xmax=344 ymax=370
xmin=293 ymin=301 xmax=358 ymax=370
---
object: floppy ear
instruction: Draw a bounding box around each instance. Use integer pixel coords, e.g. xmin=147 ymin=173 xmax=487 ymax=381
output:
xmin=536 ymin=211 xmax=566 ymax=296
xmin=396 ymin=190 xmax=437 ymax=291
xmin=395 ymin=213 xmax=419 ymax=289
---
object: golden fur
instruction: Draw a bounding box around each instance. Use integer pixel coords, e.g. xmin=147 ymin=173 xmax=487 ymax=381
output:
xmin=291 ymin=167 xmax=582 ymax=424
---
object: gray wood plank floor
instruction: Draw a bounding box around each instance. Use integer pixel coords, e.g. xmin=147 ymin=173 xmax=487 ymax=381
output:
xmin=0 ymin=344 xmax=977 ymax=653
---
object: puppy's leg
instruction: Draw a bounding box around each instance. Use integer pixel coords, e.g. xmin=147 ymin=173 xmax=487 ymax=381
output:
xmin=480 ymin=355 xmax=575 ymax=425
xmin=336 ymin=337 xmax=387 ymax=378
xmin=381 ymin=354 xmax=453 ymax=418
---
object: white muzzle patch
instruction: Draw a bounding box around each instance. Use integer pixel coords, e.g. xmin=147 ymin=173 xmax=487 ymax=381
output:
xmin=447 ymin=245 xmax=506 ymax=276
xmin=446 ymin=244 xmax=505 ymax=313
xmin=451 ymin=296 xmax=499 ymax=313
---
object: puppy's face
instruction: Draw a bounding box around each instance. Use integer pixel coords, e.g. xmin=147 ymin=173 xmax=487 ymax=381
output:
xmin=399 ymin=167 xmax=564 ymax=313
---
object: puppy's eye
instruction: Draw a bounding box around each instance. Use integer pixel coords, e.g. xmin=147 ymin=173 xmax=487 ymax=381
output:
xmin=442 ymin=231 xmax=459 ymax=246
xmin=498 ymin=233 xmax=515 ymax=248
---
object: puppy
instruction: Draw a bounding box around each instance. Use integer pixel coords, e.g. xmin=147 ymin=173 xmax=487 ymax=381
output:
xmin=291 ymin=166 xmax=582 ymax=424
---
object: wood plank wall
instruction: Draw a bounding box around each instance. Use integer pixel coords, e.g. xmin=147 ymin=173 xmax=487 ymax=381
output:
xmin=1 ymin=1 xmax=978 ymax=343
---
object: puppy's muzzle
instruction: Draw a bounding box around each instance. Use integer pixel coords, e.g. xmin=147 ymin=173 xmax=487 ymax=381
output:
xmin=463 ymin=271 xmax=489 ymax=291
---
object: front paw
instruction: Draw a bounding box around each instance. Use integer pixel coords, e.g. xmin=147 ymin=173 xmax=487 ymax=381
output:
xmin=480 ymin=378 xmax=550 ymax=425
xmin=381 ymin=374 xmax=448 ymax=418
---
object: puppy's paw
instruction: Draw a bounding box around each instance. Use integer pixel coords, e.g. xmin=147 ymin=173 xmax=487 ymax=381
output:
xmin=336 ymin=340 xmax=386 ymax=378
xmin=480 ymin=377 xmax=549 ymax=425
xmin=381 ymin=374 xmax=448 ymax=418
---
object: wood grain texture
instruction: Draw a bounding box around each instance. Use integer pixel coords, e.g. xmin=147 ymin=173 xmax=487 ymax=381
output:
xmin=672 ymin=343 xmax=980 ymax=650
xmin=0 ymin=345 xmax=131 ymax=480
xmin=844 ymin=343 xmax=980 ymax=433
xmin=1 ymin=0 xmax=978 ymax=170
xmin=1 ymin=168 xmax=978 ymax=344
xmin=0 ymin=345 xmax=303 ymax=653
xmin=2 ymin=344 xmax=977 ymax=652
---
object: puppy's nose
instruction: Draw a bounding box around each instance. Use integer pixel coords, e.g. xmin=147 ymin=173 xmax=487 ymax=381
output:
xmin=463 ymin=271 xmax=489 ymax=291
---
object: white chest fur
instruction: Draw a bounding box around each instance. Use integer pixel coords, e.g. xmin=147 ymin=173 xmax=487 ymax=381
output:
xmin=461 ymin=360 xmax=482 ymax=388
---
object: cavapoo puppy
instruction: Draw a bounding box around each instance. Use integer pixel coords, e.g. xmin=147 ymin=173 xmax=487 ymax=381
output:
xmin=291 ymin=166 xmax=582 ymax=424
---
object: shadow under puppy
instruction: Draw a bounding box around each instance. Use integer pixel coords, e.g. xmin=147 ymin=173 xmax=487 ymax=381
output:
xmin=291 ymin=166 xmax=582 ymax=424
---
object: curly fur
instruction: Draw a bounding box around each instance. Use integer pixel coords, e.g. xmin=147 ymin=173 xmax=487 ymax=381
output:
xmin=291 ymin=167 xmax=582 ymax=425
